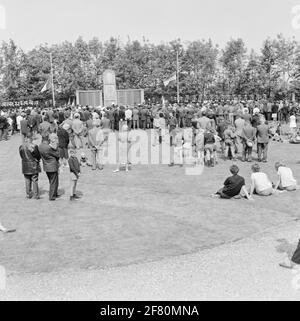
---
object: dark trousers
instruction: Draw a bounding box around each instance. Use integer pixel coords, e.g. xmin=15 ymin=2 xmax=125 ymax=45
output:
xmin=133 ymin=120 xmax=139 ymax=130
xmin=24 ymin=174 xmax=39 ymax=198
xmin=127 ymin=119 xmax=132 ymax=129
xmin=217 ymin=188 xmax=231 ymax=199
xmin=21 ymin=133 xmax=27 ymax=143
xmin=0 ymin=128 xmax=8 ymax=141
xmin=257 ymin=142 xmax=268 ymax=161
xmin=110 ymin=121 xmax=115 ymax=130
xmin=179 ymin=117 xmax=185 ymax=128
xmin=292 ymin=240 xmax=300 ymax=264
xmin=242 ymin=142 xmax=253 ymax=161
xmin=46 ymin=171 xmax=59 ymax=200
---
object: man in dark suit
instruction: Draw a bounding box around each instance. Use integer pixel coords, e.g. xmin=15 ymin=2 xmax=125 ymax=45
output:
xmin=38 ymin=134 xmax=60 ymax=201
xmin=107 ymin=107 xmax=115 ymax=130
xmin=20 ymin=116 xmax=29 ymax=143
xmin=0 ymin=114 xmax=9 ymax=141
xmin=140 ymin=107 xmax=148 ymax=130
xmin=241 ymin=121 xmax=257 ymax=162
xmin=19 ymin=133 xmax=41 ymax=199
xmin=256 ymin=119 xmax=271 ymax=163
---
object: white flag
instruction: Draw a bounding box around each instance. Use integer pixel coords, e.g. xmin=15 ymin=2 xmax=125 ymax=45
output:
xmin=163 ymin=73 xmax=176 ymax=87
xmin=41 ymin=77 xmax=51 ymax=93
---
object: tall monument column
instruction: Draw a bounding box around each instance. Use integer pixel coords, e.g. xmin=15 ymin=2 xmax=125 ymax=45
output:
xmin=103 ymin=70 xmax=117 ymax=106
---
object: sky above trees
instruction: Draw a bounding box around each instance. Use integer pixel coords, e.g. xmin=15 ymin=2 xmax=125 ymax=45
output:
xmin=0 ymin=0 xmax=299 ymax=51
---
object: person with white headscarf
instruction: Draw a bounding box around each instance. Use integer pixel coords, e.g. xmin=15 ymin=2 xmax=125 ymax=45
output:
xmin=72 ymin=113 xmax=84 ymax=149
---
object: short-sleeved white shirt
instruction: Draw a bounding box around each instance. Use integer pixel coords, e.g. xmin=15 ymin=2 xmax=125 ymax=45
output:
xmin=290 ymin=115 xmax=297 ymax=128
xmin=278 ymin=167 xmax=297 ymax=188
xmin=251 ymin=172 xmax=272 ymax=193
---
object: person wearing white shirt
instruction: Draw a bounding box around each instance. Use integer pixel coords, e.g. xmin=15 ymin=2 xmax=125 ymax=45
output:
xmin=250 ymin=163 xmax=273 ymax=196
xmin=153 ymin=113 xmax=160 ymax=146
xmin=16 ymin=114 xmax=23 ymax=132
xmin=289 ymin=114 xmax=297 ymax=135
xmin=274 ymin=162 xmax=298 ymax=191
xmin=125 ymin=107 xmax=133 ymax=130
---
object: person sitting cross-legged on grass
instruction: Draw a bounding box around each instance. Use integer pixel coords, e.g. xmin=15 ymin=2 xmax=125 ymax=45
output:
xmin=211 ymin=165 xmax=253 ymax=200
xmin=68 ymin=148 xmax=81 ymax=201
xmin=273 ymin=162 xmax=298 ymax=192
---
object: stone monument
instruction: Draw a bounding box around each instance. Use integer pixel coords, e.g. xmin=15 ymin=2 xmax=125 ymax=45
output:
xmin=103 ymin=69 xmax=117 ymax=107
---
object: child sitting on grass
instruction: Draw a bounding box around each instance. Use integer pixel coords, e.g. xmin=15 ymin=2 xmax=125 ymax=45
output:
xmin=273 ymin=162 xmax=299 ymax=192
xmin=269 ymin=121 xmax=283 ymax=142
xmin=211 ymin=165 xmax=252 ymax=200
xmin=289 ymin=128 xmax=300 ymax=144
xmin=68 ymin=148 xmax=81 ymax=201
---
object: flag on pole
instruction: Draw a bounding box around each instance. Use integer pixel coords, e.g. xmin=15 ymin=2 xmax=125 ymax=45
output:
xmin=163 ymin=73 xmax=176 ymax=87
xmin=40 ymin=77 xmax=52 ymax=93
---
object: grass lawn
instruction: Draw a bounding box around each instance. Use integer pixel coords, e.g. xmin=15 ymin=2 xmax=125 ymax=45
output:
xmin=0 ymin=132 xmax=300 ymax=275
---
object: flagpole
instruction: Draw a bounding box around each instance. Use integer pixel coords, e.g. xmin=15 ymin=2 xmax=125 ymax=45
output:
xmin=176 ymin=50 xmax=180 ymax=104
xmin=49 ymin=52 xmax=56 ymax=107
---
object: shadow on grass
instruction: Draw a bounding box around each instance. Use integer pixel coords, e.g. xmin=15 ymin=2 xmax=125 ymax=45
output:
xmin=75 ymin=190 xmax=83 ymax=197
xmin=39 ymin=188 xmax=66 ymax=197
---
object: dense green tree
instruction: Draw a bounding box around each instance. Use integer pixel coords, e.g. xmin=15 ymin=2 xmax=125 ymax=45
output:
xmin=1 ymin=35 xmax=300 ymax=103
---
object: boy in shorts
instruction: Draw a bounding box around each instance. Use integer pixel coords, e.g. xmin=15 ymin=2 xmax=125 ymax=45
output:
xmin=68 ymin=148 xmax=81 ymax=201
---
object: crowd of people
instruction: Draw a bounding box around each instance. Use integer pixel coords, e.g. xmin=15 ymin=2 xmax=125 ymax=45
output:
xmin=1 ymin=98 xmax=300 ymax=271
xmin=0 ymin=98 xmax=299 ymax=205
xmin=0 ymin=98 xmax=300 ymax=138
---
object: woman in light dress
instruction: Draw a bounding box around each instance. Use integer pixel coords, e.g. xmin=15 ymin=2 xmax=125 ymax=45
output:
xmin=289 ymin=113 xmax=297 ymax=136
xmin=114 ymin=124 xmax=133 ymax=173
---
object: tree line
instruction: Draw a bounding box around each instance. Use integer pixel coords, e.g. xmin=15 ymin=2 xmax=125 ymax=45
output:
xmin=0 ymin=35 xmax=299 ymax=104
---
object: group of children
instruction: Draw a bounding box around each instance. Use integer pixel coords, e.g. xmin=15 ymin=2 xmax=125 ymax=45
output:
xmin=212 ymin=162 xmax=298 ymax=201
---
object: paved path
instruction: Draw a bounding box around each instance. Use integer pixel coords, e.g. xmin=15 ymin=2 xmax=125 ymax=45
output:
xmin=1 ymin=220 xmax=300 ymax=300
